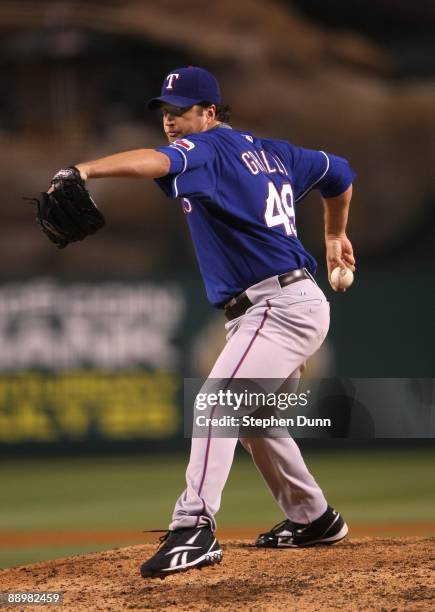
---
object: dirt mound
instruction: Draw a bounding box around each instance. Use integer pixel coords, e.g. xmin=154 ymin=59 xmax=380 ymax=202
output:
xmin=0 ymin=537 xmax=433 ymax=611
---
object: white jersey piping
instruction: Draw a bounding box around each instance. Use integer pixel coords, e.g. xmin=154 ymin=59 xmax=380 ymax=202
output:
xmin=295 ymin=150 xmax=330 ymax=203
xmin=170 ymin=146 xmax=188 ymax=198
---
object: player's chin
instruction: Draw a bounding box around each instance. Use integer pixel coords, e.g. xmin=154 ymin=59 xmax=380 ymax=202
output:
xmin=166 ymin=132 xmax=179 ymax=142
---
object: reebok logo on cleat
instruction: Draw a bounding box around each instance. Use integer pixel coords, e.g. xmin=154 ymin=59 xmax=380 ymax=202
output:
xmin=165 ymin=530 xmax=203 ymax=568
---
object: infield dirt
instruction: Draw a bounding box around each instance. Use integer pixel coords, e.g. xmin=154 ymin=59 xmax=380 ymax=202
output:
xmin=0 ymin=537 xmax=434 ymax=611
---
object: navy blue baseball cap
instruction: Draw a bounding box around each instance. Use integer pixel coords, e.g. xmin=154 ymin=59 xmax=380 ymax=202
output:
xmin=147 ymin=66 xmax=221 ymax=109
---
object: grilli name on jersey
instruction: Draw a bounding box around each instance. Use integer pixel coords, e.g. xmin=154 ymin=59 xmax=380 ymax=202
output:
xmin=241 ymin=150 xmax=288 ymax=177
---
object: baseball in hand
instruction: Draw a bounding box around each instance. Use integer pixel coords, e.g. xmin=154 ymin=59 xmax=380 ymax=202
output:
xmin=330 ymin=266 xmax=354 ymax=290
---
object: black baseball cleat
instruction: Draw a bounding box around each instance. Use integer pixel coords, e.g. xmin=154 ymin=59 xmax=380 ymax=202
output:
xmin=140 ymin=527 xmax=223 ymax=579
xmin=255 ymin=506 xmax=348 ymax=548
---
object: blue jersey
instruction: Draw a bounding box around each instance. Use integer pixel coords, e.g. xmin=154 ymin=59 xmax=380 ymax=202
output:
xmin=155 ymin=126 xmax=355 ymax=307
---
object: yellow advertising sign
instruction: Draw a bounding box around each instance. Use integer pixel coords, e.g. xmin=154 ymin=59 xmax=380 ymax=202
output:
xmin=0 ymin=371 xmax=179 ymax=443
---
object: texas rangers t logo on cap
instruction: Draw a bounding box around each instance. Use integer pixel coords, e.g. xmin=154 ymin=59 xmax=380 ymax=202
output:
xmin=166 ymin=73 xmax=180 ymax=90
xmin=147 ymin=66 xmax=221 ymax=109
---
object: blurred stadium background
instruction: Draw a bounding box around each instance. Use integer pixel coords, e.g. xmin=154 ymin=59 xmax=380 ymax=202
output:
xmin=0 ymin=0 xmax=434 ymax=568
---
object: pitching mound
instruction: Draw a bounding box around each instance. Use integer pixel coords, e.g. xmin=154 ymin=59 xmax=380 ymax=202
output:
xmin=0 ymin=537 xmax=433 ymax=611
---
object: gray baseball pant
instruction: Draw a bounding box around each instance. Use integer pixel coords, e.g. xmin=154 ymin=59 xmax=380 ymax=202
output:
xmin=170 ymin=276 xmax=330 ymax=531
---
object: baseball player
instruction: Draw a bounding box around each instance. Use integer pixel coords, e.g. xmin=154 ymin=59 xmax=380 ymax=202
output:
xmin=46 ymin=67 xmax=356 ymax=578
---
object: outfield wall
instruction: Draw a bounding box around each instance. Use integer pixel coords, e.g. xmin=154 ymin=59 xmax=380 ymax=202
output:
xmin=0 ymin=273 xmax=433 ymax=454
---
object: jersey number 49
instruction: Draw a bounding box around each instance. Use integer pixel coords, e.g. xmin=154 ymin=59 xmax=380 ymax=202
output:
xmin=264 ymin=181 xmax=296 ymax=237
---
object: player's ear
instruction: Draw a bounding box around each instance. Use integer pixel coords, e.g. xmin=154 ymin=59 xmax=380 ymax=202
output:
xmin=206 ymin=105 xmax=217 ymax=119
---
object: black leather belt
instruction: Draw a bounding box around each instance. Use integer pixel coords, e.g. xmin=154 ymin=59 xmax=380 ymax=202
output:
xmin=224 ymin=268 xmax=312 ymax=321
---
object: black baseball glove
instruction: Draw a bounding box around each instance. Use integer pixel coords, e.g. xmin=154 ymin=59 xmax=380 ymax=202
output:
xmin=28 ymin=167 xmax=105 ymax=248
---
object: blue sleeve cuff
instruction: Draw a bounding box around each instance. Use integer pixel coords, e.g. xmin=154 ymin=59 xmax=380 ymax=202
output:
xmin=156 ymin=146 xmax=186 ymax=175
xmin=319 ymin=153 xmax=356 ymax=198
